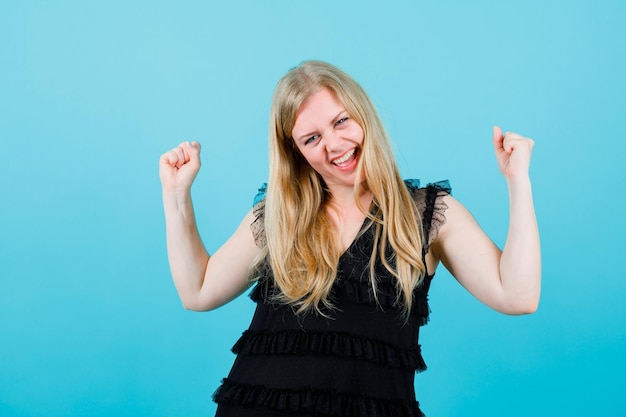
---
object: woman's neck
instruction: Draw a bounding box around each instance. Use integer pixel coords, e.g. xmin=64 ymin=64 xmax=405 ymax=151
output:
xmin=325 ymin=190 xmax=373 ymax=252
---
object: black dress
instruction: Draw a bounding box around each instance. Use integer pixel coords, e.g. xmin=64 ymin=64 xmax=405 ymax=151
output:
xmin=213 ymin=180 xmax=451 ymax=417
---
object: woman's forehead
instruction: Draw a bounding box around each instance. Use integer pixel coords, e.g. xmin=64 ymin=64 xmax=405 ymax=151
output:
xmin=292 ymin=89 xmax=345 ymax=133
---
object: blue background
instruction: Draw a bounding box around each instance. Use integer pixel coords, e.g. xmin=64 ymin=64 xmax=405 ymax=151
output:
xmin=1 ymin=1 xmax=625 ymax=416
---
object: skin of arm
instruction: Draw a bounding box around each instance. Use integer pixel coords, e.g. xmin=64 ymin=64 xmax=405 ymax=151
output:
xmin=431 ymin=126 xmax=541 ymax=315
xmin=160 ymin=141 xmax=261 ymax=311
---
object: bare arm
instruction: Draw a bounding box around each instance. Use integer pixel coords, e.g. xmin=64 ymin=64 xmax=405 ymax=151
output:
xmin=432 ymin=127 xmax=541 ymax=315
xmin=160 ymin=142 xmax=260 ymax=311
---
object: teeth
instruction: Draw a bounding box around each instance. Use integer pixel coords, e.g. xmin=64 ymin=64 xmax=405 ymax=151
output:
xmin=333 ymin=149 xmax=355 ymax=165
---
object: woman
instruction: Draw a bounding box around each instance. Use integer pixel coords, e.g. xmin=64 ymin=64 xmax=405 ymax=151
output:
xmin=159 ymin=60 xmax=540 ymax=417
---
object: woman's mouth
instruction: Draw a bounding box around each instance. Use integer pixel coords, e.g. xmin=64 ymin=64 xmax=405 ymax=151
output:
xmin=332 ymin=149 xmax=356 ymax=167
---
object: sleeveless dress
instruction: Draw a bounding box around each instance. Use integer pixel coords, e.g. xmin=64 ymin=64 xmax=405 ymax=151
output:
xmin=213 ymin=180 xmax=451 ymax=417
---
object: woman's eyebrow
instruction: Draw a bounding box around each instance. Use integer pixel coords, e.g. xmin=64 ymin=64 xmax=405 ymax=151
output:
xmin=331 ymin=110 xmax=347 ymax=124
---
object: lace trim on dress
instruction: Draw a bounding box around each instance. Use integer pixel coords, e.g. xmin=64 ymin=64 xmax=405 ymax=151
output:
xmin=213 ymin=378 xmax=426 ymax=417
xmin=251 ymin=183 xmax=267 ymax=249
xmin=404 ymin=179 xmax=451 ymax=256
xmin=232 ymin=330 xmax=427 ymax=371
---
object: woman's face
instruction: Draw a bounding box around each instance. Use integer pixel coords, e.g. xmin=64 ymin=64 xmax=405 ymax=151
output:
xmin=291 ymin=88 xmax=364 ymax=193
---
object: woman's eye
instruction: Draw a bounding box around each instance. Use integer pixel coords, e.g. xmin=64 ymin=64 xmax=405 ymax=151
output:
xmin=305 ymin=135 xmax=319 ymax=145
xmin=335 ymin=117 xmax=348 ymax=126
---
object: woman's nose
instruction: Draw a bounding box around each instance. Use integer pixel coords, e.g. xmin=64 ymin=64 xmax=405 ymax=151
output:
xmin=324 ymin=130 xmax=342 ymax=152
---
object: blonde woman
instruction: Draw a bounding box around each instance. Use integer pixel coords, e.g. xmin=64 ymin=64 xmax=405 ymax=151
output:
xmin=159 ymin=61 xmax=541 ymax=417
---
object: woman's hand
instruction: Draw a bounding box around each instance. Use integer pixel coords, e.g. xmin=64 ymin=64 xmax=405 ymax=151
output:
xmin=159 ymin=141 xmax=202 ymax=192
xmin=493 ymin=126 xmax=534 ymax=182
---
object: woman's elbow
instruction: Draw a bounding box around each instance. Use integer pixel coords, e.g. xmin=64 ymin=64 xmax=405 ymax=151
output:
xmin=180 ymin=296 xmax=214 ymax=312
xmin=502 ymin=294 xmax=540 ymax=315
xmin=508 ymin=303 xmax=539 ymax=315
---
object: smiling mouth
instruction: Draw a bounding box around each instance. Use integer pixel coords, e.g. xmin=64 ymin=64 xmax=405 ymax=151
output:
xmin=332 ymin=149 xmax=356 ymax=166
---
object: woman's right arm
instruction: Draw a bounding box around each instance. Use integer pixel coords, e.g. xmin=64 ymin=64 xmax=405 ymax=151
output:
xmin=160 ymin=141 xmax=261 ymax=311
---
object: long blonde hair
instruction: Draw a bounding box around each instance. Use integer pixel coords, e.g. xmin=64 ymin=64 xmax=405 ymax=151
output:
xmin=261 ymin=60 xmax=425 ymax=316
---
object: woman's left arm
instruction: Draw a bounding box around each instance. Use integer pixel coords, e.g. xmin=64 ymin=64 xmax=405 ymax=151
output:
xmin=433 ymin=126 xmax=541 ymax=315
